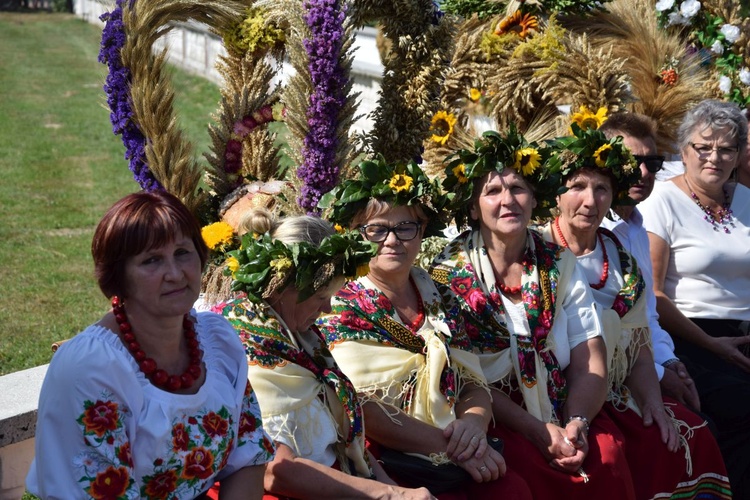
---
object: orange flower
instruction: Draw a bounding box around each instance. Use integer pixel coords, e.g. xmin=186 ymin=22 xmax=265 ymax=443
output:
xmin=202 ymin=412 xmax=229 ymax=438
xmin=88 ymin=466 xmax=130 ymax=499
xmin=495 ymin=11 xmax=538 ymax=39
xmin=182 ymin=447 xmax=215 ymax=480
xmin=143 ymin=470 xmax=178 ymax=500
xmin=82 ymin=400 xmax=120 ymax=437
xmin=172 ymin=423 xmax=189 ymax=452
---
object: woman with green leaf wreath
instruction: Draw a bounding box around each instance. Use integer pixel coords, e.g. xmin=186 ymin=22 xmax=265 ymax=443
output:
xmin=430 ymin=127 xmax=639 ymax=499
xmin=537 ymin=125 xmax=731 ymax=498
xmin=215 ymin=210 xmax=435 ymax=500
xmin=316 ymin=157 xmax=532 ymax=499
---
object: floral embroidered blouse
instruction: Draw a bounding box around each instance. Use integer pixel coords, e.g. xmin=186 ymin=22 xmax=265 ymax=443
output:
xmin=26 ymin=311 xmax=274 ymax=500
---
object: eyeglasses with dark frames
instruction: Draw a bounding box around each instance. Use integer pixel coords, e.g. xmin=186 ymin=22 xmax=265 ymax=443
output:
xmin=689 ymin=143 xmax=739 ymax=161
xmin=633 ymin=154 xmax=666 ymax=174
xmin=358 ymin=221 xmax=421 ymax=243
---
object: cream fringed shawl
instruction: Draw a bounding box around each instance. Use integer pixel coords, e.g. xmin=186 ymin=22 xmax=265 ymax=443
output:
xmin=220 ymin=299 xmax=373 ymax=478
xmin=317 ymin=267 xmax=487 ymax=431
xmin=430 ymin=229 xmax=600 ymax=424
xmin=537 ymin=224 xmax=650 ymax=413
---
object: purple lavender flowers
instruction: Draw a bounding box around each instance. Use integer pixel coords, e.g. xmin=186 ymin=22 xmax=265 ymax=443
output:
xmin=99 ymin=0 xmax=161 ymax=191
xmin=297 ymin=0 xmax=347 ymax=213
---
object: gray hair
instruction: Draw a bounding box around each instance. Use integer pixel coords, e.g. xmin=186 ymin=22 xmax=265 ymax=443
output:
xmin=677 ymin=99 xmax=748 ymax=152
xmin=238 ymin=207 xmax=334 ymax=246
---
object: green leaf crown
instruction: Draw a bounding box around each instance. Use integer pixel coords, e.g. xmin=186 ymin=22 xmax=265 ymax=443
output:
xmin=544 ymin=123 xmax=641 ymax=204
xmin=444 ymin=125 xmax=558 ymax=228
xmin=228 ymin=230 xmax=377 ymax=303
xmin=318 ymin=155 xmax=451 ymax=238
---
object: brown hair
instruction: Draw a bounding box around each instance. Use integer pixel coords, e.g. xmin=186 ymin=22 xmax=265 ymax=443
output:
xmin=598 ymin=112 xmax=658 ymax=144
xmin=350 ymin=198 xmax=428 ymax=229
xmin=92 ymin=191 xmax=208 ymax=298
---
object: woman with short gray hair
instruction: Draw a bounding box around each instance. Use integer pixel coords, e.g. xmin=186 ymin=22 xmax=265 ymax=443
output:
xmin=639 ymin=98 xmax=750 ymax=497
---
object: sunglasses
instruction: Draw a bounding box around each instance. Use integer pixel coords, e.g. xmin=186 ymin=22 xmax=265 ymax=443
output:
xmin=633 ymin=154 xmax=665 ymax=173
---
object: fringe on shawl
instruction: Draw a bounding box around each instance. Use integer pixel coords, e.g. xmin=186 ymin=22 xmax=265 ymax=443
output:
xmin=608 ymin=326 xmax=650 ymax=410
xmin=663 ymin=401 xmax=708 ymax=477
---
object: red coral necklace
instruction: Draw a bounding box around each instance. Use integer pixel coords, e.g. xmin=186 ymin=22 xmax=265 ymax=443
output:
xmin=554 ymin=218 xmax=609 ymax=290
xmin=111 ymin=296 xmax=202 ymax=391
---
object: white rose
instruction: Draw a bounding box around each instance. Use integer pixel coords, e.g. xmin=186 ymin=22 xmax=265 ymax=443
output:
xmin=739 ymin=68 xmax=750 ymax=86
xmin=667 ymin=11 xmax=687 ymax=25
xmin=720 ymin=24 xmax=741 ymax=44
xmin=719 ymin=75 xmax=732 ymax=94
xmin=679 ymin=0 xmax=701 ymax=18
xmin=656 ymin=0 xmax=675 ymax=11
xmin=711 ymin=40 xmax=725 ymax=55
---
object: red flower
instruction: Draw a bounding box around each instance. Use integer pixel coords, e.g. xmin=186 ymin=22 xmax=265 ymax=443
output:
xmin=172 ymin=423 xmax=189 ymax=452
xmin=244 ymin=380 xmax=253 ymax=397
xmin=465 ymin=289 xmax=487 ymax=311
xmin=182 ymin=447 xmax=215 ymax=480
xmin=450 ymin=277 xmax=473 ymax=298
xmin=340 ymin=310 xmax=373 ymax=330
xmin=465 ymin=321 xmax=480 ymax=340
xmin=202 ymin=412 xmax=229 ymax=438
xmin=116 ymin=442 xmax=133 ymax=467
xmin=612 ymin=297 xmax=628 ymax=318
xmin=355 ymin=293 xmax=377 ymax=314
xmin=88 ymin=466 xmax=130 ymax=499
xmin=238 ymin=411 xmax=258 ymax=436
xmin=262 ymin=435 xmax=275 ymax=455
xmin=188 ymin=417 xmax=198 ymax=425
xmin=375 ymin=294 xmax=392 ymax=311
xmin=82 ymin=400 xmax=120 ymax=437
xmin=144 ymin=469 xmax=178 ymax=499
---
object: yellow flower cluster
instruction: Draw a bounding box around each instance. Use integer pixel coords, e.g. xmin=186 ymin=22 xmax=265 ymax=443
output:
xmin=223 ymin=9 xmax=285 ymax=56
xmin=201 ymin=221 xmax=235 ymax=251
xmin=270 ymin=257 xmax=293 ymax=274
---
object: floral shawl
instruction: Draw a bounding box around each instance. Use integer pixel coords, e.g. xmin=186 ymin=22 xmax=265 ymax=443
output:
xmin=220 ymin=298 xmax=372 ymax=477
xmin=430 ymin=229 xmax=586 ymax=424
xmin=317 ymin=267 xmax=487 ymax=430
xmin=537 ymin=224 xmax=650 ymax=412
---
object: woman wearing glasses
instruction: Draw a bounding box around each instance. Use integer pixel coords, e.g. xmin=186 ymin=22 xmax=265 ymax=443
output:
xmin=639 ymin=99 xmax=750 ymax=497
xmin=316 ymin=157 xmax=532 ymax=499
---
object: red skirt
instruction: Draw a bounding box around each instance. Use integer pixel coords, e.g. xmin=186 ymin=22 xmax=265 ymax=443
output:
xmin=604 ymin=398 xmax=732 ymax=500
xmin=488 ymin=410 xmax=637 ymax=500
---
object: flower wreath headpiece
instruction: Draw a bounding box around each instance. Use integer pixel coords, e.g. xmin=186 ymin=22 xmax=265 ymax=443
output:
xmin=543 ymin=123 xmax=641 ymax=204
xmin=318 ymin=155 xmax=452 ymax=238
xmin=443 ymin=125 xmax=558 ymax=228
xmin=229 ymin=230 xmax=377 ymax=303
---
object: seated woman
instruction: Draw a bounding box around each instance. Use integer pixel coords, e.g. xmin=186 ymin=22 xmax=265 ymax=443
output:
xmin=430 ymin=128 xmax=636 ymax=499
xmin=537 ymin=123 xmax=731 ymax=499
xmin=639 ymin=99 xmax=750 ymax=497
xmin=217 ymin=209 xmax=433 ymax=500
xmin=316 ymin=157 xmax=532 ymax=499
xmin=26 ymin=191 xmax=271 ymax=500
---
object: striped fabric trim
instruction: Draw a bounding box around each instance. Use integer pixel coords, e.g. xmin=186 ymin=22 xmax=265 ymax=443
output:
xmin=650 ymin=472 xmax=732 ymax=500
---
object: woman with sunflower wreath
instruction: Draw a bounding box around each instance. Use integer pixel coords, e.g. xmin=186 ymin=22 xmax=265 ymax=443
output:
xmin=216 ymin=210 xmax=435 ymax=500
xmin=316 ymin=157 xmax=532 ymax=499
xmin=429 ymin=127 xmax=639 ymax=499
xmin=537 ymin=125 xmax=731 ymax=499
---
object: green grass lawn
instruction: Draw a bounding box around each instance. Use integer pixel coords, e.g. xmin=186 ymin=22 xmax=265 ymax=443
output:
xmin=0 ymin=11 xmax=221 ymax=375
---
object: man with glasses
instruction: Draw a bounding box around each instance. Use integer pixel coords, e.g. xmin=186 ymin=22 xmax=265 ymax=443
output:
xmin=598 ymin=112 xmax=702 ymax=412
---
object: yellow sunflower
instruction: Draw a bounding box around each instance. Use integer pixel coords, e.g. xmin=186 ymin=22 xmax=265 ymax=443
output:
xmin=469 ymin=88 xmax=482 ymax=102
xmin=452 ymin=164 xmax=469 ymax=184
xmin=430 ymin=110 xmax=457 ymax=145
xmin=513 ymin=148 xmax=541 ymax=176
xmin=389 ymin=173 xmax=414 ymax=193
xmin=226 ymin=256 xmax=240 ymax=275
xmin=570 ymin=105 xmax=608 ymax=131
xmin=334 ymin=223 xmax=345 ymax=234
xmin=494 ymin=11 xmax=539 ymax=39
xmin=201 ymin=221 xmax=235 ymax=251
xmin=593 ymin=144 xmax=612 ymax=168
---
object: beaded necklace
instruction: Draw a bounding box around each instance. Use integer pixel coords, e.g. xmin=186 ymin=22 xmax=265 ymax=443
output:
xmin=554 ymin=218 xmax=609 ymax=290
xmin=684 ymin=176 xmax=734 ymax=233
xmin=112 ymin=296 xmax=202 ymax=391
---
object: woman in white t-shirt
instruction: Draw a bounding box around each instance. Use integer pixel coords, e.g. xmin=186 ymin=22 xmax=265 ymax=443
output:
xmin=639 ymin=98 xmax=750 ymax=498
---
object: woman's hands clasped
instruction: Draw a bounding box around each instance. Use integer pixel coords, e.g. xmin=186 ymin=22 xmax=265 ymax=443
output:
xmin=443 ymin=419 xmax=506 ymax=482
xmin=533 ymin=422 xmax=589 ymax=474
